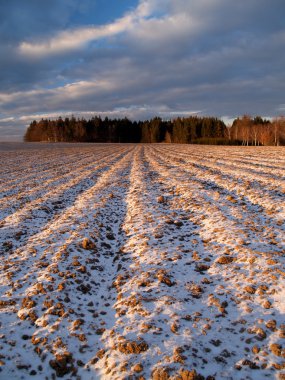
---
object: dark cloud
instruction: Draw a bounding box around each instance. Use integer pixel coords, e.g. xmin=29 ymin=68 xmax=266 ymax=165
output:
xmin=0 ymin=0 xmax=79 ymax=42
xmin=0 ymin=0 xmax=285 ymax=140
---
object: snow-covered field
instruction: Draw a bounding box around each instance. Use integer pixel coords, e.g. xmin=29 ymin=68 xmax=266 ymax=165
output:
xmin=0 ymin=143 xmax=284 ymax=380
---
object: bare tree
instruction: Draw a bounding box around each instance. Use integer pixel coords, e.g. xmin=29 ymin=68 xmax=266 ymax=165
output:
xmin=272 ymin=119 xmax=279 ymax=146
xmin=239 ymin=115 xmax=251 ymax=146
xmin=251 ymin=123 xmax=261 ymax=146
xmin=272 ymin=116 xmax=285 ymax=146
xmin=259 ymin=124 xmax=272 ymax=146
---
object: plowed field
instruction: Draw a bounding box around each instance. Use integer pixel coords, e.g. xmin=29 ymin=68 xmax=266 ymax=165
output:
xmin=0 ymin=143 xmax=284 ymax=380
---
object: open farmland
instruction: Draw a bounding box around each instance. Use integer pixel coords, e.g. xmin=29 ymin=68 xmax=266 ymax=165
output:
xmin=0 ymin=143 xmax=284 ymax=380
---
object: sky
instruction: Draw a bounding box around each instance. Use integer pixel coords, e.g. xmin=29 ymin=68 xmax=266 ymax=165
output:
xmin=0 ymin=0 xmax=285 ymax=141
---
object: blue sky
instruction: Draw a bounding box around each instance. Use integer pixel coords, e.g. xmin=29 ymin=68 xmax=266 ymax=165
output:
xmin=68 ymin=0 xmax=139 ymax=26
xmin=0 ymin=0 xmax=285 ymax=140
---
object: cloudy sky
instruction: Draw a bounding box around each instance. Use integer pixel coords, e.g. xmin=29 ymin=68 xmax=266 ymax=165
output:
xmin=0 ymin=0 xmax=285 ymax=140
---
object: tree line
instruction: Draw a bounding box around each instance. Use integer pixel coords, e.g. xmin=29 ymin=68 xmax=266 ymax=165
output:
xmin=24 ymin=115 xmax=226 ymax=144
xmin=24 ymin=115 xmax=285 ymax=145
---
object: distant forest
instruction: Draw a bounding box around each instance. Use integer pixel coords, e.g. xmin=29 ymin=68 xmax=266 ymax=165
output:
xmin=24 ymin=115 xmax=285 ymax=145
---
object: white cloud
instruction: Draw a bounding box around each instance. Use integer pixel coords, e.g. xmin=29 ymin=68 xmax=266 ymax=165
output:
xmin=0 ymin=117 xmax=15 ymax=123
xmin=0 ymin=79 xmax=116 ymax=108
xmin=19 ymin=23 xmax=125 ymax=57
xmin=18 ymin=0 xmax=156 ymax=57
xmin=5 ymin=105 xmax=202 ymax=127
xmin=130 ymin=12 xmax=201 ymax=47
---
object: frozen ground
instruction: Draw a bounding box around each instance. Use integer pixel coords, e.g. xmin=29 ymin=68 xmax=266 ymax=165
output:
xmin=0 ymin=143 xmax=284 ymax=380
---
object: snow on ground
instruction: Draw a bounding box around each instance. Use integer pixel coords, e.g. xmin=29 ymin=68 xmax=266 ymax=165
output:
xmin=0 ymin=143 xmax=284 ymax=380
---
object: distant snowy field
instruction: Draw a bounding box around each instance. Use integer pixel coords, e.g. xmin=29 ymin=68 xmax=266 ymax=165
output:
xmin=0 ymin=143 xmax=284 ymax=380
